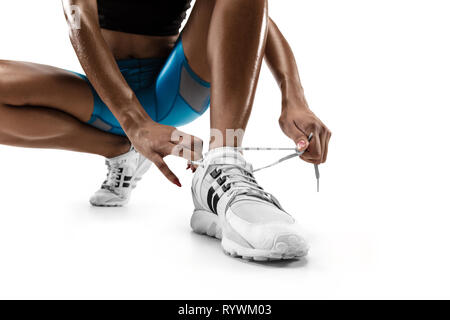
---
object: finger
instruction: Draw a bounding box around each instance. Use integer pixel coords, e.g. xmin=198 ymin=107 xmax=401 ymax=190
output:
xmin=166 ymin=143 xmax=203 ymax=161
xmin=296 ymin=135 xmax=310 ymax=153
xmin=292 ymin=121 xmax=310 ymax=152
xmin=181 ymin=145 xmax=203 ymax=161
xmin=172 ymin=130 xmax=203 ymax=153
xmin=151 ymin=155 xmax=181 ymax=187
xmin=171 ymin=143 xmax=203 ymax=161
xmin=301 ymin=131 xmax=322 ymax=164
xmin=320 ymin=130 xmax=327 ymax=163
xmin=186 ymin=162 xmax=198 ymax=173
xmin=322 ymin=132 xmax=331 ymax=163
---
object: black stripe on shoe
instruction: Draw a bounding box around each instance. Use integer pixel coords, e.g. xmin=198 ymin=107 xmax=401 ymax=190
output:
xmin=206 ymin=187 xmax=217 ymax=214
xmin=207 ymin=187 xmax=216 ymax=214
xmin=212 ymin=194 xmax=220 ymax=214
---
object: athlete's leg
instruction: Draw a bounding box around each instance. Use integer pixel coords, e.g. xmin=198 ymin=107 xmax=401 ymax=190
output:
xmin=182 ymin=1 xmax=308 ymax=261
xmin=0 ymin=60 xmax=130 ymax=158
xmin=182 ymin=0 xmax=268 ymax=148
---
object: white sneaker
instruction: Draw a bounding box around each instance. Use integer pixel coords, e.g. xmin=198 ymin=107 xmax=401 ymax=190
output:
xmin=191 ymin=147 xmax=309 ymax=261
xmin=90 ymin=146 xmax=152 ymax=207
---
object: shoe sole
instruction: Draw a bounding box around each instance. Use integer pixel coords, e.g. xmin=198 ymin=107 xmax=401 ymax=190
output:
xmin=90 ymin=156 xmax=152 ymax=207
xmin=191 ymin=209 xmax=308 ymax=261
xmin=89 ymin=202 xmax=126 ymax=208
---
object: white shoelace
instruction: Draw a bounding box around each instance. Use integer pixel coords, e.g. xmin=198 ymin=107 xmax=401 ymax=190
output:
xmin=238 ymin=133 xmax=320 ymax=192
xmin=102 ymin=160 xmax=123 ymax=193
xmin=191 ymin=147 xmax=320 ymax=192
xmin=191 ymin=134 xmax=320 ymax=192
xmin=211 ymin=162 xmax=283 ymax=212
xmin=239 ymin=147 xmax=320 ymax=192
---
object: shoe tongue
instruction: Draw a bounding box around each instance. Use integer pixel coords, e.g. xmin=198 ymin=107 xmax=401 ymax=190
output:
xmin=107 ymin=157 xmax=125 ymax=167
xmin=205 ymin=147 xmax=251 ymax=170
xmin=107 ymin=146 xmax=134 ymax=162
xmin=205 ymin=148 xmax=280 ymax=209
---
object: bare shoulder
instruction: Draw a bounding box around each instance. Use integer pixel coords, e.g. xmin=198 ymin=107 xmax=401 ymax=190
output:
xmin=62 ymin=0 xmax=97 ymax=18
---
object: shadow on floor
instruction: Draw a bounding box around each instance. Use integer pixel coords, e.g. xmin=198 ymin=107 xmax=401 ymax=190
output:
xmin=87 ymin=204 xmax=134 ymax=220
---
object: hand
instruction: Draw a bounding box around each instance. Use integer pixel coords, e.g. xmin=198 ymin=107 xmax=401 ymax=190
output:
xmin=126 ymin=119 xmax=203 ymax=186
xmin=279 ymin=101 xmax=331 ymax=164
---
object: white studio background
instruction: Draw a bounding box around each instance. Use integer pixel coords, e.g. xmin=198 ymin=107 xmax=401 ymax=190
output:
xmin=0 ymin=0 xmax=449 ymax=299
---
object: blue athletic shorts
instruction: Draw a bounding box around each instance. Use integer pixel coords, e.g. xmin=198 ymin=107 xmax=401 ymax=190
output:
xmin=72 ymin=37 xmax=210 ymax=136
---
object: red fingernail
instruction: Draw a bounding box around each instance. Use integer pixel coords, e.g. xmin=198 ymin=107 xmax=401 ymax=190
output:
xmin=297 ymin=140 xmax=307 ymax=149
xmin=175 ymin=179 xmax=182 ymax=187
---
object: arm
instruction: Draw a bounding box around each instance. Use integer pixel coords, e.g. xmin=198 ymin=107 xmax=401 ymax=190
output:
xmin=265 ymin=18 xmax=331 ymax=164
xmin=62 ymin=0 xmax=201 ymax=185
xmin=62 ymin=0 xmax=146 ymax=129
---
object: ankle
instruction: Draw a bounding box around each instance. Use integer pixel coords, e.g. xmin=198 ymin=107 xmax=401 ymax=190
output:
xmin=209 ymin=140 xmax=241 ymax=151
xmin=208 ymin=128 xmax=245 ymax=151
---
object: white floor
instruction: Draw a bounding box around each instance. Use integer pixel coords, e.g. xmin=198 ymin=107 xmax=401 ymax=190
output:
xmin=1 ymin=0 xmax=450 ymax=300
xmin=0 ymin=143 xmax=449 ymax=300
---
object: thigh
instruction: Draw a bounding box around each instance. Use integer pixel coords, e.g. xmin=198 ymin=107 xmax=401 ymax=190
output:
xmin=0 ymin=60 xmax=94 ymax=122
xmin=180 ymin=0 xmax=216 ymax=82
xmin=143 ymin=38 xmax=210 ymax=127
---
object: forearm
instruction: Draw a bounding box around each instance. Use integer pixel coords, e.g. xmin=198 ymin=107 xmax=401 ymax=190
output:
xmin=265 ymin=18 xmax=307 ymax=109
xmin=62 ymin=0 xmax=150 ymax=129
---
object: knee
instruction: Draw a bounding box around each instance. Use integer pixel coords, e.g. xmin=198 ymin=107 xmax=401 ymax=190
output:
xmin=0 ymin=60 xmax=31 ymax=106
xmin=0 ymin=131 xmax=20 ymax=146
xmin=0 ymin=60 xmax=17 ymax=103
xmin=0 ymin=60 xmax=10 ymax=92
xmin=0 ymin=60 xmax=16 ymax=85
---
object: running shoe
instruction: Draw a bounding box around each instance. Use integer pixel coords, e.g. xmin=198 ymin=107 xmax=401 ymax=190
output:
xmin=90 ymin=146 xmax=152 ymax=207
xmin=190 ymin=147 xmax=309 ymax=261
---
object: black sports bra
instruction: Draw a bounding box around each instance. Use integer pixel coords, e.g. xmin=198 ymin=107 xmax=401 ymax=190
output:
xmin=97 ymin=0 xmax=192 ymax=36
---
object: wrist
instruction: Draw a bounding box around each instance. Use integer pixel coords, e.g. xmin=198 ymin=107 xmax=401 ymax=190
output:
xmin=282 ymin=93 xmax=309 ymax=112
xmin=119 ymin=105 xmax=155 ymax=134
xmin=108 ymin=92 xmax=151 ymax=130
xmin=280 ymin=78 xmax=308 ymax=111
